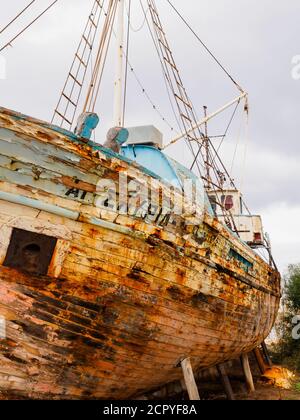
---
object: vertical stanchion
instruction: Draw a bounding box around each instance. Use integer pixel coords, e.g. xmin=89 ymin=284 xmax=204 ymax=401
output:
xmin=262 ymin=342 xmax=273 ymax=367
xmin=217 ymin=364 xmax=235 ymax=400
xmin=253 ymin=348 xmax=267 ymax=374
xmin=241 ymin=353 xmax=255 ymax=393
xmin=181 ymin=358 xmax=201 ymax=400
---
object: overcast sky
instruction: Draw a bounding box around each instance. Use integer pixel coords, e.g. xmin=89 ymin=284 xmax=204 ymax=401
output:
xmin=0 ymin=0 xmax=299 ymax=273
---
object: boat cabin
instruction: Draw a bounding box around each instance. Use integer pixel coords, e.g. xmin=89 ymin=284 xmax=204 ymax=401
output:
xmin=121 ymin=125 xmax=213 ymax=216
xmin=208 ymin=189 xmax=265 ymax=248
xmin=121 ymin=126 xmax=264 ymax=248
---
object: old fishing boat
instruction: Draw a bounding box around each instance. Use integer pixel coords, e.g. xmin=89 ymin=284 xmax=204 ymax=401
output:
xmin=0 ymin=0 xmax=280 ymax=399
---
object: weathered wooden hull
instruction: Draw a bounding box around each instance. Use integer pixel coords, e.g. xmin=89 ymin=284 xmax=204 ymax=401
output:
xmin=0 ymin=108 xmax=280 ymax=399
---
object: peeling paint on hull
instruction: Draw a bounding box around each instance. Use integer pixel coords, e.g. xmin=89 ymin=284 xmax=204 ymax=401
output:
xmin=0 ymin=107 xmax=281 ymax=399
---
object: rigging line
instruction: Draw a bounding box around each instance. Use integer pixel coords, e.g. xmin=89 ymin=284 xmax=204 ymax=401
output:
xmin=122 ymin=0 xmax=131 ymax=126
xmin=147 ymin=0 xmax=205 ymax=176
xmin=229 ymin=105 xmax=244 ymax=176
xmin=208 ymin=112 xmax=242 ymax=187
xmin=128 ymin=62 xmax=177 ymax=133
xmin=211 ymin=99 xmax=241 ymax=167
xmin=209 ymin=140 xmax=235 ymax=187
xmin=125 ymin=0 xmax=149 ymax=32
xmin=59 ymin=0 xmax=105 ymax=127
xmin=110 ymin=7 xmax=178 ymax=134
xmin=128 ymin=5 xmax=203 ymax=177
xmin=208 ymin=135 xmax=251 ymax=218
xmin=139 ymin=0 xmax=183 ymax=135
xmin=190 ymin=99 xmax=240 ymax=172
xmin=143 ymin=0 xmax=204 ymax=186
xmin=191 ymin=103 xmax=251 ymax=216
xmin=89 ymin=8 xmax=114 ymax=110
xmin=84 ymin=2 xmax=111 ymax=111
xmin=69 ymin=3 xmax=104 ymax=125
xmin=209 ymin=135 xmax=228 ymax=139
xmin=144 ymin=0 xmax=204 ymax=178
xmin=83 ymin=0 xmax=116 ymax=112
xmin=0 ymin=0 xmax=59 ymax=53
xmin=90 ymin=28 xmax=96 ymax=142
xmin=166 ymin=0 xmax=244 ymax=93
xmin=188 ymin=140 xmax=205 ymax=174
xmin=150 ymin=9 xmax=203 ymax=143
xmin=91 ymin=0 xmax=118 ymax=112
xmin=0 ymin=0 xmax=36 ymax=35
xmin=143 ymin=0 xmax=210 ymax=182
xmin=240 ymin=107 xmax=250 ymax=193
xmin=149 ymin=0 xmax=207 ymax=163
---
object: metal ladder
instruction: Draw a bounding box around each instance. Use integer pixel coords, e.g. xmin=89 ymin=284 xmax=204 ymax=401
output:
xmin=52 ymin=0 xmax=105 ymax=129
xmin=147 ymin=0 xmax=203 ymax=144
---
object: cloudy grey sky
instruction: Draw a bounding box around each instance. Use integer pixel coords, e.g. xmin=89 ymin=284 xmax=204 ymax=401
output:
xmin=0 ymin=0 xmax=299 ymax=272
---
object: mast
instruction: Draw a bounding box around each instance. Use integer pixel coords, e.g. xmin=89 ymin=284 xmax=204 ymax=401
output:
xmin=113 ymin=0 xmax=125 ymax=127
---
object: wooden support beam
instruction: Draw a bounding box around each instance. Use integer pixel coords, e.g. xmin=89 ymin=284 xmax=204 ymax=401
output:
xmin=253 ymin=348 xmax=267 ymax=375
xmin=241 ymin=353 xmax=255 ymax=393
xmin=261 ymin=342 xmax=273 ymax=367
xmin=181 ymin=358 xmax=200 ymax=400
xmin=217 ymin=364 xmax=235 ymax=400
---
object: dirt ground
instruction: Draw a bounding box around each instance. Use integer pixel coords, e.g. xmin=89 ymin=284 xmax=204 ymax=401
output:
xmin=237 ymin=380 xmax=300 ymax=400
xmin=203 ymin=369 xmax=300 ymax=401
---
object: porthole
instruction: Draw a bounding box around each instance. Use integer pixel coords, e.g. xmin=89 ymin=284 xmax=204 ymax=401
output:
xmin=3 ymin=228 xmax=57 ymax=276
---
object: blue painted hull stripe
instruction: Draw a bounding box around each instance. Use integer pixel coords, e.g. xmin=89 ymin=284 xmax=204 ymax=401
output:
xmin=0 ymin=191 xmax=79 ymax=220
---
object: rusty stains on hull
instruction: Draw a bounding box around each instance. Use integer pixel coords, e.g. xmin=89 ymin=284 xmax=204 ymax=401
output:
xmin=0 ymin=107 xmax=281 ymax=399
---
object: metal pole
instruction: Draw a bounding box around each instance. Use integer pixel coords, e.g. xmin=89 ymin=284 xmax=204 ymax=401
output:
xmin=203 ymin=105 xmax=211 ymax=189
xmin=113 ymin=0 xmax=125 ymax=127
xmin=164 ymin=92 xmax=248 ymax=149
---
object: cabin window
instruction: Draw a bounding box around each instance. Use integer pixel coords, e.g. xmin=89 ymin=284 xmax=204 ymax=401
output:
xmin=254 ymin=232 xmax=262 ymax=243
xmin=222 ymin=195 xmax=234 ymax=211
xmin=221 ymin=195 xmax=234 ymax=211
xmin=208 ymin=195 xmax=217 ymax=213
xmin=228 ymin=248 xmax=253 ymax=273
xmin=3 ymin=228 xmax=57 ymax=276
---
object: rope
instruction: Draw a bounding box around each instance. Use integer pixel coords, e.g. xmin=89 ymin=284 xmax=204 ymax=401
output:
xmin=0 ymin=0 xmax=59 ymax=53
xmin=142 ymin=0 xmax=248 ymax=227
xmin=139 ymin=0 xmax=183 ymax=135
xmin=125 ymin=0 xmax=149 ymax=32
xmin=83 ymin=0 xmax=117 ymax=112
xmin=99 ymin=1 xmax=179 ymax=134
xmin=229 ymin=105 xmax=244 ymax=176
xmin=145 ymin=0 xmax=205 ymax=177
xmin=90 ymin=1 xmax=117 ymax=112
xmin=0 ymin=0 xmax=36 ymax=35
xmin=240 ymin=106 xmax=250 ymax=193
xmin=127 ymin=62 xmax=178 ymax=133
xmin=166 ymin=0 xmax=244 ymax=93
xmin=211 ymin=99 xmax=241 ymax=168
xmin=140 ymin=0 xmax=204 ymax=180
